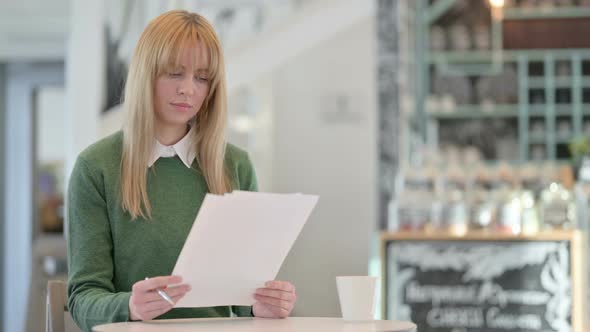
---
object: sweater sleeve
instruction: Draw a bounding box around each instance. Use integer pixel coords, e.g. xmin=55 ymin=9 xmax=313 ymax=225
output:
xmin=66 ymin=156 xmax=131 ymax=332
xmin=238 ymin=152 xmax=258 ymax=192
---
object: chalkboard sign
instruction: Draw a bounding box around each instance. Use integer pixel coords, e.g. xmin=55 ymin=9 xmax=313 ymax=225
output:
xmin=381 ymin=231 xmax=585 ymax=332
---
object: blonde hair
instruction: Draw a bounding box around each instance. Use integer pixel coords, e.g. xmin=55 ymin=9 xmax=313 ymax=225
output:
xmin=121 ymin=10 xmax=231 ymax=219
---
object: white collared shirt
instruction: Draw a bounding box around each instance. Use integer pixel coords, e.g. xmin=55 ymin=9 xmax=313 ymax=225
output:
xmin=148 ymin=126 xmax=196 ymax=168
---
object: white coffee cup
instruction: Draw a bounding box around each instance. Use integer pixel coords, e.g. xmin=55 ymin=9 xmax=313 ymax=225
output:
xmin=336 ymin=276 xmax=378 ymax=321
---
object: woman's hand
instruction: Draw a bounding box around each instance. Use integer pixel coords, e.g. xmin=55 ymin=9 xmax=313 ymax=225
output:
xmin=129 ymin=276 xmax=191 ymax=321
xmin=252 ymin=280 xmax=297 ymax=318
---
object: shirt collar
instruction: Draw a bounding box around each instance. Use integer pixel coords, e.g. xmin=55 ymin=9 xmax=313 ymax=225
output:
xmin=148 ymin=126 xmax=196 ymax=168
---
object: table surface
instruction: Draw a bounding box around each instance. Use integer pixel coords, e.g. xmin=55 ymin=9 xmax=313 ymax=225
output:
xmin=92 ymin=317 xmax=417 ymax=332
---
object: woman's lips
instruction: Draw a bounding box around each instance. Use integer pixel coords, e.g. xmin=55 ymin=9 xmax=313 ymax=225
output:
xmin=170 ymin=102 xmax=193 ymax=111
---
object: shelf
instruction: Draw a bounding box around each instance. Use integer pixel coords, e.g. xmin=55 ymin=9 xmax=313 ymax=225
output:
xmin=555 ymin=107 xmax=576 ymax=116
xmin=428 ymin=49 xmax=590 ymax=63
xmin=529 ymin=135 xmax=573 ymax=144
xmin=528 ymin=77 xmax=572 ymax=88
xmin=429 ymin=105 xmax=518 ymax=119
xmin=528 ymin=77 xmax=590 ymax=88
xmin=556 ymin=136 xmax=575 ymax=144
xmin=529 ymin=134 xmax=546 ymax=144
xmin=503 ymin=7 xmax=590 ymax=20
xmin=381 ymin=229 xmax=580 ymax=241
xmin=529 ymin=104 xmax=590 ymax=116
xmin=430 ymin=104 xmax=590 ymax=119
xmin=528 ymin=106 xmax=545 ymax=116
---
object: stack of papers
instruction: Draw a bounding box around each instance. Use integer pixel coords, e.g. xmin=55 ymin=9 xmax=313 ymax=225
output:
xmin=172 ymin=191 xmax=319 ymax=308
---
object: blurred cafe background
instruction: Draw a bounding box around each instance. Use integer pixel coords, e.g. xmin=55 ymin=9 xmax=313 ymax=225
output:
xmin=3 ymin=0 xmax=590 ymax=331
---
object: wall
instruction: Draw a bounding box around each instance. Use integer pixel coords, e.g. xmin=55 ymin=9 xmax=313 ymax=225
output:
xmin=37 ymin=88 xmax=66 ymax=164
xmin=100 ymin=104 xmax=125 ymax=138
xmin=64 ymin=0 xmax=104 ymax=178
xmin=4 ymin=63 xmax=64 ymax=332
xmin=0 ymin=63 xmax=5 ymax=329
xmin=227 ymin=76 xmax=274 ymax=190
xmin=0 ymin=0 xmax=68 ymax=61
xmin=273 ymin=17 xmax=377 ymax=317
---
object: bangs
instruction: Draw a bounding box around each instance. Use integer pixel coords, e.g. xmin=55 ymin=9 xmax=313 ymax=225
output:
xmin=155 ymin=23 xmax=221 ymax=83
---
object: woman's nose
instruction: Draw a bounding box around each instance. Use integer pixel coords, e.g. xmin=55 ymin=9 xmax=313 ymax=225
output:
xmin=177 ymin=77 xmax=195 ymax=96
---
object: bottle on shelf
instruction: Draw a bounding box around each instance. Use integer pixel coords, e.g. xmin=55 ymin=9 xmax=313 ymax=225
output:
xmin=497 ymin=189 xmax=523 ymax=235
xmin=440 ymin=164 xmax=469 ymax=235
xmin=539 ymin=182 xmax=576 ymax=229
xmin=432 ymin=69 xmax=472 ymax=106
xmin=530 ymin=119 xmax=545 ymax=137
xmin=531 ymin=145 xmax=546 ymax=161
xmin=430 ymin=26 xmax=447 ymax=51
xmin=537 ymin=0 xmax=556 ymax=8
xmin=556 ymin=60 xmax=571 ymax=77
xmin=473 ymin=25 xmax=490 ymax=51
xmin=426 ymin=94 xmax=441 ymax=114
xmin=476 ymin=65 xmax=518 ymax=105
xmin=493 ymin=163 xmax=523 ymax=234
xmin=530 ymin=90 xmax=545 ymax=104
xmin=520 ymin=163 xmax=544 ymax=197
xmin=557 ymin=119 xmax=572 ymax=139
xmin=539 ymin=163 xmax=577 ymax=230
xmin=448 ymin=24 xmax=471 ymax=51
xmin=518 ymin=163 xmax=542 ymax=234
xmin=397 ymin=167 xmax=438 ymax=232
xmin=520 ymin=0 xmax=538 ymax=8
xmin=470 ymin=166 xmax=497 ymax=231
xmin=520 ymin=190 xmax=540 ymax=234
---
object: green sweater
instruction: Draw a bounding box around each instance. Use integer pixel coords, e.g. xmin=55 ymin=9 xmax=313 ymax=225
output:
xmin=67 ymin=131 xmax=258 ymax=332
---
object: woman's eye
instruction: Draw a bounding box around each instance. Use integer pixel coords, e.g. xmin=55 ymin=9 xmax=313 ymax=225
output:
xmin=195 ymin=76 xmax=209 ymax=82
xmin=168 ymin=72 xmax=182 ymax=77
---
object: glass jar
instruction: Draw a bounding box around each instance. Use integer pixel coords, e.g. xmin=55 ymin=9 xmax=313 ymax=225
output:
xmin=495 ymin=188 xmax=522 ymax=235
xmin=397 ymin=169 xmax=437 ymax=231
xmin=440 ymin=166 xmax=468 ymax=235
xmin=520 ymin=190 xmax=540 ymax=234
xmin=539 ymin=182 xmax=576 ymax=230
xmin=471 ymin=191 xmax=496 ymax=230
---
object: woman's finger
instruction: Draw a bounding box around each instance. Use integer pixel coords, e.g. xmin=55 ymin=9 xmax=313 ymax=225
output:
xmin=142 ymin=305 xmax=175 ymax=321
xmin=141 ymin=292 xmax=189 ymax=319
xmin=134 ymin=276 xmax=183 ymax=293
xmin=143 ymin=284 xmax=191 ymax=303
xmin=255 ymin=288 xmax=296 ymax=301
xmin=140 ymin=298 xmax=173 ymax=313
xmin=254 ymin=294 xmax=293 ymax=311
xmin=170 ymin=292 xmax=186 ymax=302
xmin=259 ymin=301 xmax=291 ymax=318
xmin=264 ymin=281 xmax=295 ymax=293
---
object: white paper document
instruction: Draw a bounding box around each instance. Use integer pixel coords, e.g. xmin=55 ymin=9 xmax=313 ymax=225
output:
xmin=172 ymin=191 xmax=319 ymax=308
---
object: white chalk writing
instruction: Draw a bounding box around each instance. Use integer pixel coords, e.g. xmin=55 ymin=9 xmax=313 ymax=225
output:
xmin=392 ymin=242 xmax=560 ymax=280
xmin=406 ymin=281 xmax=550 ymax=307
xmin=427 ymin=307 xmax=484 ymax=328
xmin=406 ymin=282 xmax=478 ymax=305
xmin=486 ymin=307 xmax=542 ymax=330
xmin=478 ymin=282 xmax=551 ymax=307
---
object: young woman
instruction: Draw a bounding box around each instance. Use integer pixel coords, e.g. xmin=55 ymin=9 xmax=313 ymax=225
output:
xmin=67 ymin=10 xmax=296 ymax=331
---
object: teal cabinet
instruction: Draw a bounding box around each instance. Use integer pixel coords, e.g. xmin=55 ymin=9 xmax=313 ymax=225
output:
xmin=415 ymin=0 xmax=590 ymax=161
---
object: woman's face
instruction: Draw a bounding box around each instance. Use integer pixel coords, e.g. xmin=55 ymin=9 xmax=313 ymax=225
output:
xmin=154 ymin=44 xmax=210 ymax=131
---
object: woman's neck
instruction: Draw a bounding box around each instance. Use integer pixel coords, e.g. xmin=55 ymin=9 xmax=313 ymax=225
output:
xmin=155 ymin=124 xmax=189 ymax=146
